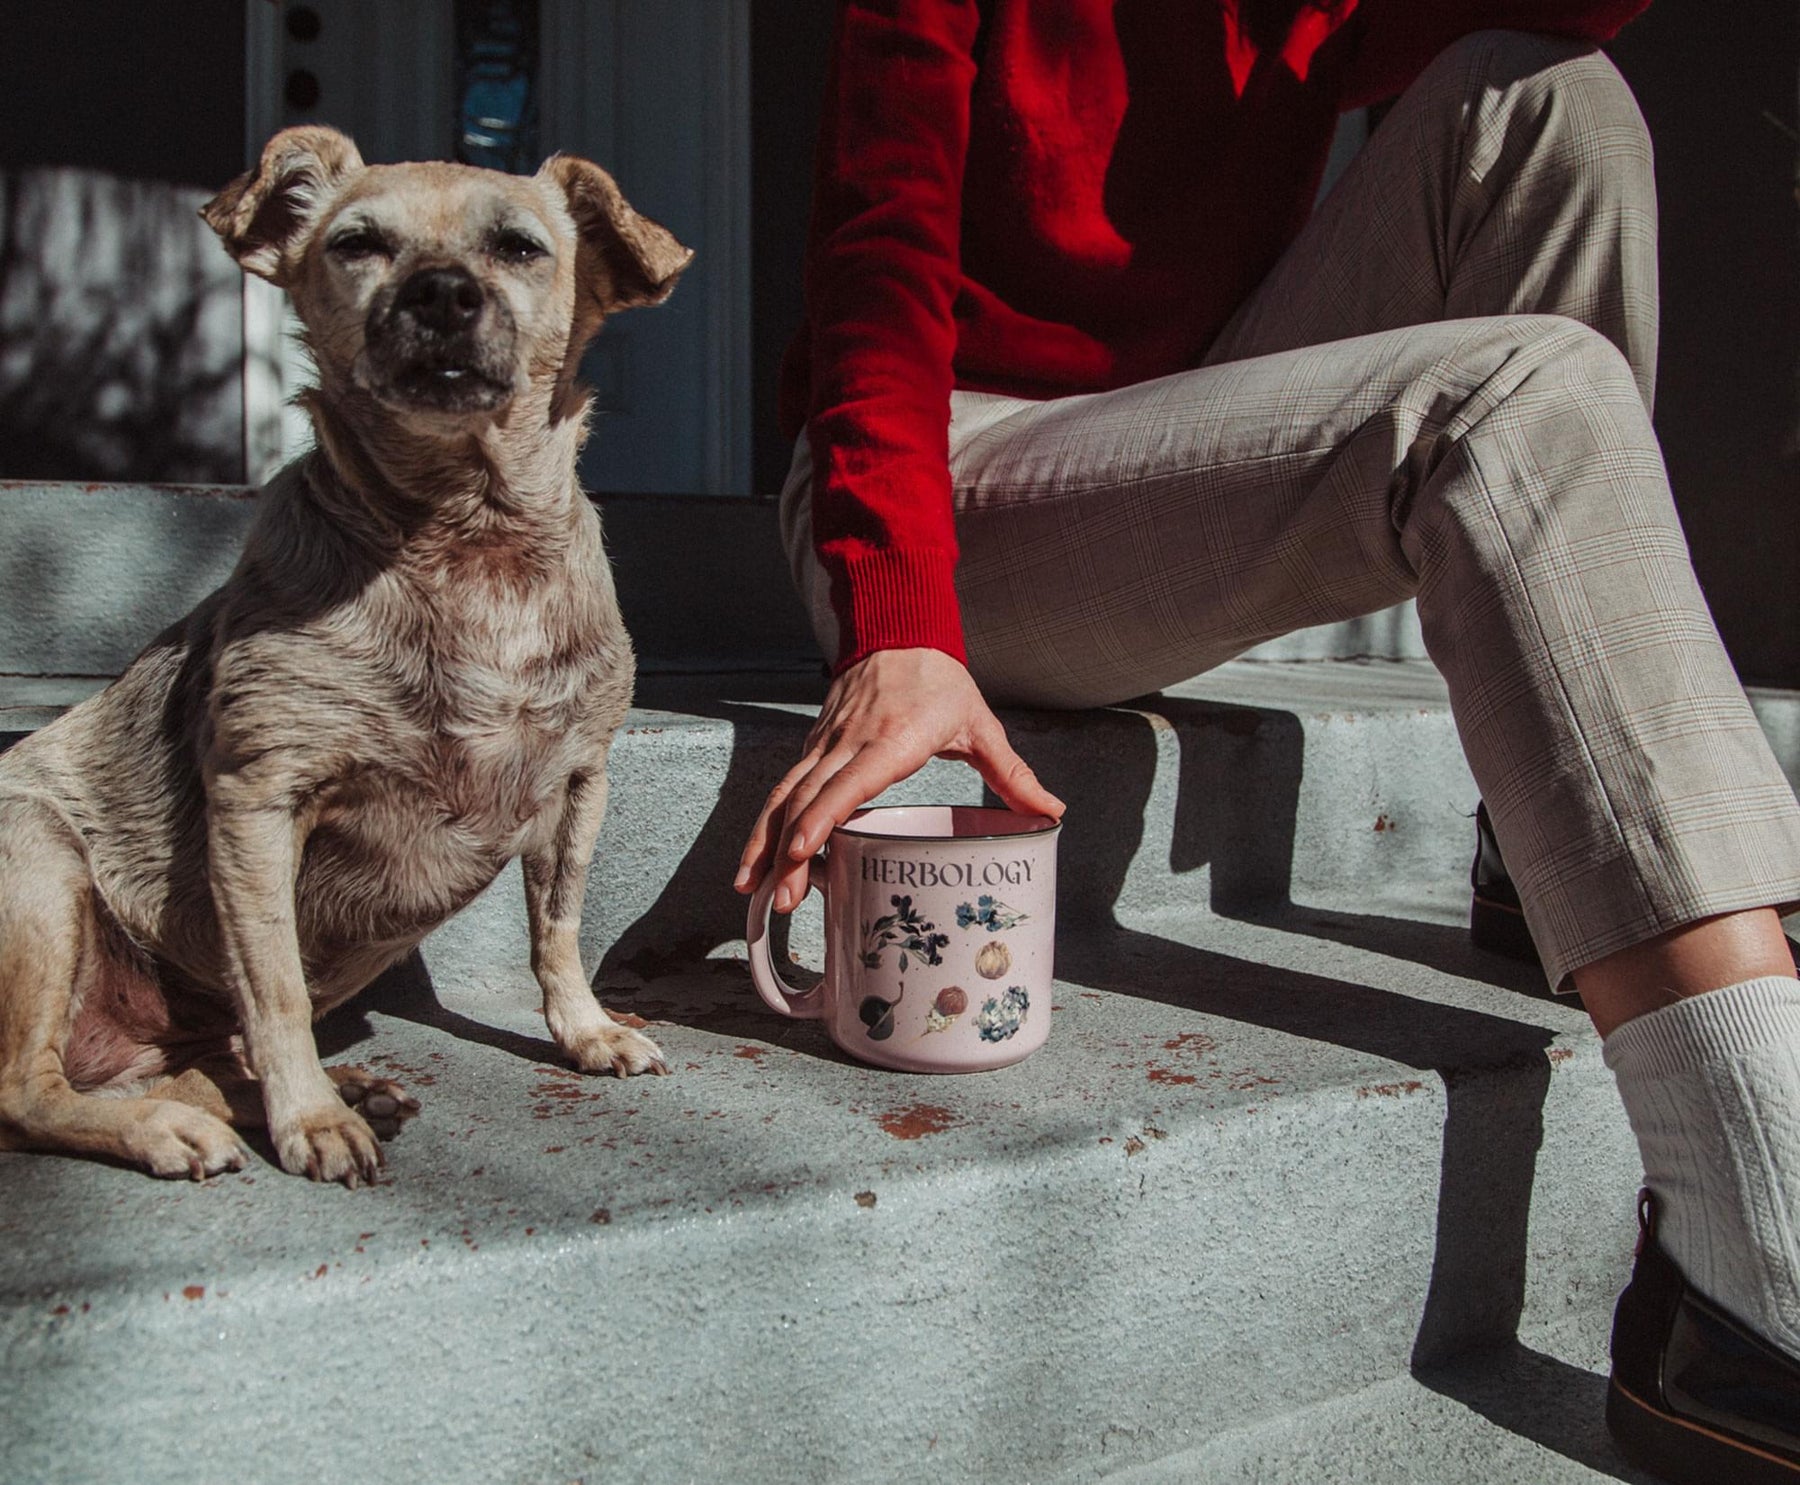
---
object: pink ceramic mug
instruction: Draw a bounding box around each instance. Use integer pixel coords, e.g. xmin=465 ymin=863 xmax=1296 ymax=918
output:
xmin=746 ymin=805 xmax=1061 ymax=1072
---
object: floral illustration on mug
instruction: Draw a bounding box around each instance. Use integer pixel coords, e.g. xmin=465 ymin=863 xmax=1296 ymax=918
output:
xmin=924 ymin=985 xmax=969 ymax=1035
xmin=860 ymin=986 xmax=903 ymax=1041
xmin=974 ymin=940 xmax=1013 ymax=981
xmin=975 ymin=986 xmax=1030 ymax=1043
xmin=860 ymin=895 xmax=949 ymax=973
xmin=956 ymin=895 xmax=1030 ymax=933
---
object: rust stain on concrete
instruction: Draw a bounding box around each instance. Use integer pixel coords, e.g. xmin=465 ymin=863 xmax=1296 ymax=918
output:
xmin=876 ymin=1103 xmax=963 ymax=1140
xmin=1356 ymin=1080 xmax=1426 ymax=1099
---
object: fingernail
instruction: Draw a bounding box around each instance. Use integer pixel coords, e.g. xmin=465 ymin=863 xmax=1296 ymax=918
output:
xmin=787 ymin=833 xmax=809 ymax=860
xmin=774 ymin=886 xmax=792 ymax=913
xmin=733 ymin=865 xmax=750 ymax=890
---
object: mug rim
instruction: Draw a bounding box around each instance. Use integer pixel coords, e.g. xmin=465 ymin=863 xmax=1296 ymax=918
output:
xmin=832 ymin=803 xmax=1063 ymax=844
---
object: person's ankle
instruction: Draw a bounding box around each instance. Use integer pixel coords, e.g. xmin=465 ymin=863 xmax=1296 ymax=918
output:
xmin=1604 ymin=976 xmax=1800 ymax=1358
xmin=1577 ymin=909 xmax=1795 ymax=1039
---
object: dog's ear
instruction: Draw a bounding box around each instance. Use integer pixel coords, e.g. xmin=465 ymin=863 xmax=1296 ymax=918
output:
xmin=201 ymin=126 xmax=364 ymax=285
xmin=540 ymin=155 xmax=694 ymax=317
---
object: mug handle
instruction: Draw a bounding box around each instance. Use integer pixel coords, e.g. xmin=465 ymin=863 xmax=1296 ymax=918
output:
xmin=746 ymin=855 xmax=829 ymax=1019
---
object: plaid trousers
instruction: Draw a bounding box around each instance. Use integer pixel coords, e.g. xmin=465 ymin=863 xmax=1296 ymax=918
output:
xmin=781 ymin=30 xmax=1800 ymax=989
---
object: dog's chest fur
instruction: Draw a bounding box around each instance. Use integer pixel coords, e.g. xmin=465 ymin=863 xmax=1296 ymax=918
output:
xmin=292 ymin=562 xmax=629 ymax=942
xmin=393 ymin=590 xmax=609 ymax=840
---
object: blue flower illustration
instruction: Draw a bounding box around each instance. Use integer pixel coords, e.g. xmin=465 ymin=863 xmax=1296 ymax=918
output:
xmin=974 ymin=985 xmax=1030 ymax=1043
xmin=955 ymin=894 xmax=1029 ymax=933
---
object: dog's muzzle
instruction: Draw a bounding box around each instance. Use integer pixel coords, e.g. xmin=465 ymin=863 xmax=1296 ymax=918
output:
xmin=397 ymin=266 xmax=486 ymax=338
xmin=365 ymin=266 xmax=518 ymax=412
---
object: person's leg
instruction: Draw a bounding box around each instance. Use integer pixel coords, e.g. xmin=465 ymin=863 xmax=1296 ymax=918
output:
xmin=1205 ymin=28 xmax=1659 ymax=410
xmin=783 ymin=310 xmax=1800 ymax=985
xmin=777 ymin=34 xmax=1800 ymax=1470
xmin=1201 ymin=38 xmax=1800 ymax=1426
xmin=1581 ymin=916 xmax=1796 ymax=1040
xmin=866 ymin=326 xmax=1800 ymax=1469
xmin=1206 ymin=27 xmax=1688 ymax=972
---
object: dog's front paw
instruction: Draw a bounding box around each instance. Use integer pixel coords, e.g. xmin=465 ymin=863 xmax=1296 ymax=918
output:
xmin=563 ymin=1020 xmax=668 ymax=1079
xmin=125 ymin=1102 xmax=254 ymax=1182
xmin=326 ymin=1064 xmax=422 ymax=1141
xmin=273 ymin=1103 xmax=385 ymax=1187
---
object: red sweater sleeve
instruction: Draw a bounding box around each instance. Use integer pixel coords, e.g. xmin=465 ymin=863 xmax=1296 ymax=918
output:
xmin=799 ymin=0 xmax=981 ymax=673
xmin=1342 ymin=0 xmax=1651 ymax=109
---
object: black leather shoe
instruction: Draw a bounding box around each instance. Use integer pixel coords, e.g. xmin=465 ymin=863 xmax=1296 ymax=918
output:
xmin=1608 ymin=1192 xmax=1800 ymax=1483
xmin=1469 ymin=800 xmax=1540 ymax=965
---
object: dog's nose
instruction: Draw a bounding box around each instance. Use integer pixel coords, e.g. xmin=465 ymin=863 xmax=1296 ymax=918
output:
xmin=394 ymin=267 xmax=485 ymax=336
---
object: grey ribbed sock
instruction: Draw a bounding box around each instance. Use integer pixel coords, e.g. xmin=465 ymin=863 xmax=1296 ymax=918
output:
xmin=1603 ymin=974 xmax=1800 ymax=1355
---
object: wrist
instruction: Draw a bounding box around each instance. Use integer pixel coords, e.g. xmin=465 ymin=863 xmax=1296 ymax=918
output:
xmin=828 ymin=546 xmax=966 ymax=673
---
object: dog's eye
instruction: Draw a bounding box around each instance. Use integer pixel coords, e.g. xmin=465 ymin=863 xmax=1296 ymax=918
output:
xmin=327 ymin=229 xmax=392 ymax=260
xmin=491 ymin=230 xmax=549 ymax=264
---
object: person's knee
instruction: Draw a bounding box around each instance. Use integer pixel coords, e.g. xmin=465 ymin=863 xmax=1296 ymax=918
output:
xmin=1515 ymin=314 xmax=1641 ymax=389
xmin=1463 ymin=316 xmax=1668 ymax=522
xmin=1459 ymin=318 xmax=1656 ymax=482
xmin=1419 ymin=29 xmax=1653 ymax=173
xmin=1400 ymin=315 xmax=1660 ymax=523
xmin=1428 ymin=315 xmax=1647 ymax=433
xmin=1426 ymin=27 xmax=1619 ymax=99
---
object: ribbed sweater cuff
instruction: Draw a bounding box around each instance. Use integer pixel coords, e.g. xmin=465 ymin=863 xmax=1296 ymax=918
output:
xmin=831 ymin=547 xmax=967 ymax=674
xmin=1602 ymin=976 xmax=1800 ymax=1077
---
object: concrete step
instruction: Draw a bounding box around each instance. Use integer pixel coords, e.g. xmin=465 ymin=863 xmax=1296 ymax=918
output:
xmin=1 ymin=905 xmax=1640 ymax=1485
xmin=13 ymin=660 xmax=1790 ymax=1481
xmin=6 ymin=473 xmax=1799 ymax=1483
xmin=1096 ymin=1330 xmax=1662 ymax=1485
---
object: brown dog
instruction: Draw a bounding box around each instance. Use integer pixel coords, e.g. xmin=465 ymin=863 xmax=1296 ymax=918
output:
xmin=0 ymin=127 xmax=690 ymax=1185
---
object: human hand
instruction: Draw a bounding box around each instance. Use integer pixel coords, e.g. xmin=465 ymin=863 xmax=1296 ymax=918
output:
xmin=734 ymin=647 xmax=1065 ymax=913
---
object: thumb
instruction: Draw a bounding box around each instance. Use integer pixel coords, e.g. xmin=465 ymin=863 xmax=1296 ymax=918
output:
xmin=970 ymin=718 xmax=1065 ymax=820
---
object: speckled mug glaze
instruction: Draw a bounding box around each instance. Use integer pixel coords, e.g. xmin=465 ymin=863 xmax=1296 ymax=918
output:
xmin=747 ymin=805 xmax=1060 ymax=1072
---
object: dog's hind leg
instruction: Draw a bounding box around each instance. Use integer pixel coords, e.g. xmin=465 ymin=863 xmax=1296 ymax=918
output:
xmin=147 ymin=1057 xmax=419 ymax=1143
xmin=146 ymin=1058 xmax=262 ymax=1127
xmin=524 ymin=768 xmax=667 ymax=1077
xmin=150 ymin=1057 xmax=420 ymax=1141
xmin=321 ymin=1065 xmax=420 ymax=1140
xmin=0 ymin=797 xmax=251 ymax=1179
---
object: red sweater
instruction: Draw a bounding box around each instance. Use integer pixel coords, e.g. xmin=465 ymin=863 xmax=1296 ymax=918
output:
xmin=779 ymin=0 xmax=1649 ymax=672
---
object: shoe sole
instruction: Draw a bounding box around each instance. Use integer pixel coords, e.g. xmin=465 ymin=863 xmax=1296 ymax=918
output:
xmin=1607 ymin=1376 xmax=1800 ymax=1485
xmin=1469 ymin=892 xmax=1538 ymax=965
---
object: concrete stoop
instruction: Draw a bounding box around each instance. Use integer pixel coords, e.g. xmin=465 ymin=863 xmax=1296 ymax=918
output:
xmin=1 ymin=661 xmax=1795 ymax=1484
xmin=1097 ymin=1333 xmax=1663 ymax=1484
